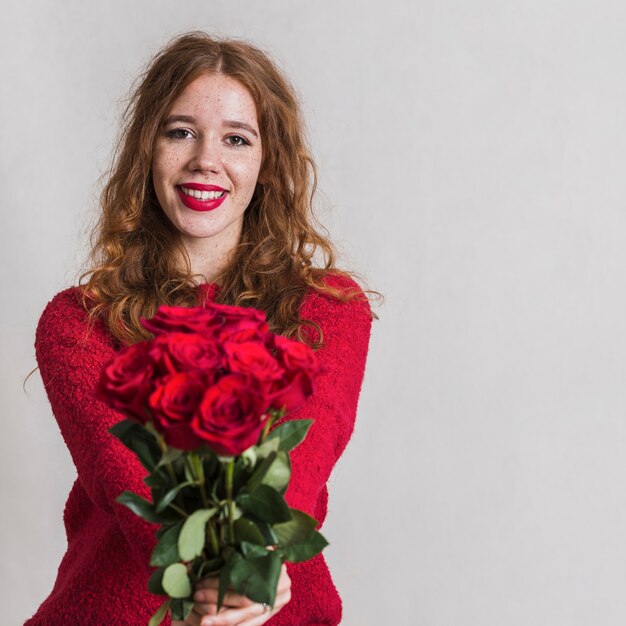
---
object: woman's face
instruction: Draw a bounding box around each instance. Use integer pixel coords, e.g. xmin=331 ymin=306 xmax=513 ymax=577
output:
xmin=152 ymin=72 xmax=263 ymax=253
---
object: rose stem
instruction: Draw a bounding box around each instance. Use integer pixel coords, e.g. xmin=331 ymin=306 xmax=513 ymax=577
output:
xmin=225 ymin=458 xmax=235 ymax=544
xmin=168 ymin=502 xmax=188 ymax=517
xmin=154 ymin=428 xmax=188 ymax=515
xmin=259 ymin=407 xmax=284 ymax=444
xmin=206 ymin=520 xmax=220 ymax=556
xmin=186 ymin=454 xmax=210 ymax=510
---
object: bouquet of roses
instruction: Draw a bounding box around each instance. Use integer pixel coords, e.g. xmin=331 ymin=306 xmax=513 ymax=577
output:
xmin=96 ymin=301 xmax=327 ymax=625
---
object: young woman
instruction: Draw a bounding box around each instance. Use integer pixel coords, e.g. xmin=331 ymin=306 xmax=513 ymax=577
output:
xmin=27 ymin=32 xmax=372 ymax=626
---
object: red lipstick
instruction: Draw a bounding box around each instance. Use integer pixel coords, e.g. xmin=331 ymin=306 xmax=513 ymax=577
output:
xmin=176 ymin=182 xmax=228 ymax=212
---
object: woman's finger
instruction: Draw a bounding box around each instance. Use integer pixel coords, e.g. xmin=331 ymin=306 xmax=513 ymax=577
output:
xmin=194 ymin=587 xmax=253 ymax=608
xmin=275 ymin=564 xmax=290 ymax=594
xmin=196 ymin=588 xmax=291 ymax=626
xmin=195 ymin=601 xmax=273 ymax=626
xmin=191 ymin=601 xmax=219 ymax=617
xmin=195 ymin=577 xmax=220 ymax=591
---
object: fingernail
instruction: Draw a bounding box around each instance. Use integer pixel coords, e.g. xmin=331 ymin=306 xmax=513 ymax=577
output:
xmin=202 ymin=620 xmax=213 ymax=626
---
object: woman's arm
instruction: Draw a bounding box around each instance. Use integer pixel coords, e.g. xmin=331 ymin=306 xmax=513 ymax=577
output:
xmin=35 ymin=288 xmax=159 ymax=572
xmin=284 ymin=274 xmax=373 ymax=518
xmin=263 ymin=274 xmax=373 ymax=625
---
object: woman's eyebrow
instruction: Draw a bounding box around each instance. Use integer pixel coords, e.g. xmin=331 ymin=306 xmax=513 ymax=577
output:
xmin=223 ymin=120 xmax=259 ymax=138
xmin=162 ymin=115 xmax=258 ymax=138
xmin=163 ymin=114 xmax=195 ymax=126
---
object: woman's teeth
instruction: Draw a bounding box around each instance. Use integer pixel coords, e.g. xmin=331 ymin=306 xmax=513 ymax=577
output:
xmin=180 ymin=186 xmax=225 ymax=200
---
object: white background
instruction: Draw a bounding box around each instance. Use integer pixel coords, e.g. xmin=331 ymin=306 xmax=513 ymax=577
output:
xmin=2 ymin=1 xmax=626 ymax=625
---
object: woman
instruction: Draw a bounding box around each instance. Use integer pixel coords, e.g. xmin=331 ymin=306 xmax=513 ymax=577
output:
xmin=27 ymin=32 xmax=372 ymax=626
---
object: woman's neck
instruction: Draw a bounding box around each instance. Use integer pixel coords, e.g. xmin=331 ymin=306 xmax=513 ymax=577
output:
xmin=180 ymin=229 xmax=241 ymax=285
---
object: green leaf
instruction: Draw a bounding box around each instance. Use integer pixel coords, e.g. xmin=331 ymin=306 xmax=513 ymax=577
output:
xmin=151 ymin=521 xmax=183 ymax=567
xmin=169 ymin=598 xmax=184 ymax=620
xmin=273 ymin=509 xmax=328 ymax=562
xmin=108 ymin=418 xmax=139 ymax=441
xmin=273 ymin=508 xmax=317 ymax=540
xmin=240 ymin=446 xmax=258 ymax=469
xmin=266 ymin=419 xmax=313 ymax=452
xmin=218 ymin=551 xmax=240 ymax=610
xmin=253 ymin=520 xmax=278 ymax=546
xmin=162 ymin=563 xmax=192 ymax=598
xmin=256 ymin=436 xmax=280 ymax=458
xmin=156 ymin=446 xmax=183 ymax=469
xmin=148 ymin=598 xmax=171 ymax=626
xmin=109 ymin=419 xmax=160 ymax=471
xmin=260 ymin=451 xmax=290 ymax=493
xmin=246 ymin=451 xmax=290 ymax=494
xmin=148 ymin=567 xmax=166 ymax=596
xmin=229 ymin=549 xmax=282 ymax=606
xmin=238 ymin=485 xmax=292 ymax=524
xmin=182 ymin=598 xmax=195 ymax=620
xmin=195 ymin=556 xmax=224 ymax=580
xmin=178 ymin=508 xmax=217 ymax=561
xmin=116 ymin=491 xmax=161 ymax=523
xmin=277 ymin=528 xmax=328 ymax=563
xmin=240 ymin=541 xmax=269 ymax=559
xmin=155 ymin=480 xmax=194 ymax=514
xmin=144 ymin=470 xmax=169 ymax=489
xmin=246 ymin=451 xmax=277 ymax=493
xmin=234 ymin=518 xmax=266 ymax=546
xmin=168 ymin=597 xmax=194 ymax=621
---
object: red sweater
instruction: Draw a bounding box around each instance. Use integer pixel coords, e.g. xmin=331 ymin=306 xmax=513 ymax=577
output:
xmin=26 ymin=274 xmax=372 ymax=626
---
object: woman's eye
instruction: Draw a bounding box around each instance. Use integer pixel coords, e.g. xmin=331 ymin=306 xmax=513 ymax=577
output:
xmin=226 ymin=135 xmax=250 ymax=147
xmin=165 ymin=128 xmax=193 ymax=140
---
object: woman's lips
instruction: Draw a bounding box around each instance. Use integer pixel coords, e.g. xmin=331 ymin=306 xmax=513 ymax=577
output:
xmin=176 ymin=185 xmax=228 ymax=212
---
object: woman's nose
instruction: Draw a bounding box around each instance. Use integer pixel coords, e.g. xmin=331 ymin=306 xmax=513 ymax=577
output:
xmin=188 ymin=138 xmax=222 ymax=173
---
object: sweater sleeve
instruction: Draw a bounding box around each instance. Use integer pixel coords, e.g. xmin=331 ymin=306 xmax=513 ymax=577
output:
xmin=35 ymin=288 xmax=158 ymax=574
xmin=284 ymin=274 xmax=373 ymax=518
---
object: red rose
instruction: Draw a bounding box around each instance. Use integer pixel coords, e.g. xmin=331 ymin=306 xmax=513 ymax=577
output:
xmin=208 ymin=301 xmax=267 ymax=327
xmin=269 ymin=371 xmax=314 ymax=413
xmin=223 ymin=340 xmax=283 ymax=382
xmin=272 ymin=335 xmax=319 ymax=375
xmin=141 ymin=306 xmax=219 ymax=336
xmin=208 ymin=302 xmax=270 ymax=342
xmin=142 ymin=302 xmax=270 ymax=343
xmin=267 ymin=335 xmax=319 ymax=413
xmin=96 ymin=342 xmax=153 ymax=422
xmin=148 ymin=373 xmax=206 ymax=450
xmin=149 ymin=333 xmax=223 ymax=378
xmin=191 ymin=374 xmax=269 ymax=456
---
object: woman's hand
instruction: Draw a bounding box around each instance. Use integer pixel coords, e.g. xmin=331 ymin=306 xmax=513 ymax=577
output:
xmin=171 ymin=563 xmax=291 ymax=626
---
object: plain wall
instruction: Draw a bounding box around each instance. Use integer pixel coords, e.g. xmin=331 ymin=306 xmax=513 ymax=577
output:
xmin=3 ymin=1 xmax=626 ymax=625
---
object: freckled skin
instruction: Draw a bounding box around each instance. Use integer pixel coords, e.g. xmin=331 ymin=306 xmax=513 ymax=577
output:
xmin=152 ymin=73 xmax=263 ymax=282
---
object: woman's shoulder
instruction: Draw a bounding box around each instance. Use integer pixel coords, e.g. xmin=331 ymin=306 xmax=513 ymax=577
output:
xmin=299 ymin=271 xmax=373 ymax=339
xmin=316 ymin=271 xmax=367 ymax=294
xmin=301 ymin=271 xmax=371 ymax=309
xmin=36 ymin=286 xmax=109 ymax=349
xmin=38 ymin=286 xmax=87 ymax=326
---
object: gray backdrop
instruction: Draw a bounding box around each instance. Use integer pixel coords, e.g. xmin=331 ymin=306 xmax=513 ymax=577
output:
xmin=3 ymin=1 xmax=626 ymax=625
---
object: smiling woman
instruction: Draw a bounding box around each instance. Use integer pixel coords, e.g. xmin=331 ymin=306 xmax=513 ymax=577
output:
xmin=26 ymin=32 xmax=374 ymax=626
xmin=151 ymin=73 xmax=264 ymax=277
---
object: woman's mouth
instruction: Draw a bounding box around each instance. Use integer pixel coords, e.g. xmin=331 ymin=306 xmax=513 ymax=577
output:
xmin=176 ymin=185 xmax=228 ymax=212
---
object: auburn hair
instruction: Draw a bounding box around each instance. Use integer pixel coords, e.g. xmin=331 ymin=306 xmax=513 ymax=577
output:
xmin=80 ymin=31 xmax=367 ymax=347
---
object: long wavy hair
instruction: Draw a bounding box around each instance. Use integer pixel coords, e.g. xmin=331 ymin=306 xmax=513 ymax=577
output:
xmin=80 ymin=32 xmax=367 ymax=347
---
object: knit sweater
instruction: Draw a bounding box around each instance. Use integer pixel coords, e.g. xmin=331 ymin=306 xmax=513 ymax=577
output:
xmin=25 ymin=273 xmax=372 ymax=626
